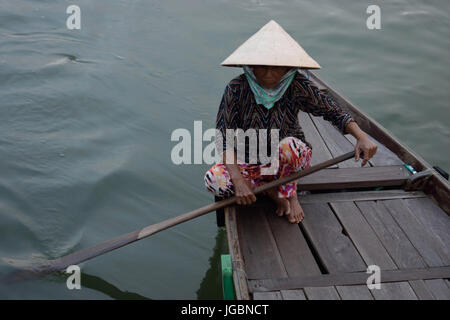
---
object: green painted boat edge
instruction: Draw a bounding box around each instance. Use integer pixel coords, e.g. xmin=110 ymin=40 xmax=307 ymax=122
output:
xmin=221 ymin=254 xmax=235 ymax=300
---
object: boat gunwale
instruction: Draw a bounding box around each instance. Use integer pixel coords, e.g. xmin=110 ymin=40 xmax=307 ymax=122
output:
xmin=224 ymin=205 xmax=250 ymax=300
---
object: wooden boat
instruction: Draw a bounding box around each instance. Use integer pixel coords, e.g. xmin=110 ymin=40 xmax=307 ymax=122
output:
xmin=223 ymin=71 xmax=450 ymax=300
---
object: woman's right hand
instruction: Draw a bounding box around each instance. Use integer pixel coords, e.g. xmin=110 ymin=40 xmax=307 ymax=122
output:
xmin=233 ymin=177 xmax=257 ymax=205
xmin=222 ymin=150 xmax=256 ymax=205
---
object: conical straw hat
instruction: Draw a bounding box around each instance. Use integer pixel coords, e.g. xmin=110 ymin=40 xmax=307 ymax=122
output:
xmin=221 ymin=20 xmax=320 ymax=69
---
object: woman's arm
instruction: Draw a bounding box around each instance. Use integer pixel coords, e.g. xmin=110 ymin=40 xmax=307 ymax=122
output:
xmin=345 ymin=121 xmax=378 ymax=167
xmin=216 ymin=82 xmax=256 ymax=205
xmin=296 ymin=76 xmax=377 ymax=166
xmin=296 ymin=82 xmax=353 ymax=134
xmin=345 ymin=120 xmax=367 ymax=139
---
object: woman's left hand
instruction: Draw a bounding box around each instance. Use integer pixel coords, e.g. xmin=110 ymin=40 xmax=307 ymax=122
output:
xmin=355 ymin=136 xmax=378 ymax=167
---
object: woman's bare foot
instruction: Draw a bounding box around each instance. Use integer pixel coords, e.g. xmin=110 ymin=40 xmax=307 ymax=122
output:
xmin=265 ymin=188 xmax=291 ymax=217
xmin=287 ymin=196 xmax=305 ymax=223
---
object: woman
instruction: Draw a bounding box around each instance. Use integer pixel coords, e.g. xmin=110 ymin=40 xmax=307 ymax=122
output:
xmin=204 ymin=21 xmax=377 ymax=223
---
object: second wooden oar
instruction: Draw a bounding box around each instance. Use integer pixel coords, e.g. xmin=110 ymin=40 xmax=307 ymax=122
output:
xmin=2 ymin=150 xmax=358 ymax=281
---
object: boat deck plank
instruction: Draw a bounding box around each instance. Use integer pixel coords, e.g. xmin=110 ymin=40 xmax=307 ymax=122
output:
xmin=355 ymin=200 xmax=434 ymax=298
xmin=301 ymin=202 xmax=367 ymax=273
xmin=332 ymin=200 xmax=424 ymax=297
xmin=298 ymin=111 xmax=336 ymax=168
xmin=297 ymin=165 xmax=411 ymax=191
xmin=280 ymin=289 xmax=307 ymax=300
xmin=423 ymin=279 xmax=450 ymax=300
xmin=253 ymin=291 xmax=282 ymax=300
xmin=248 ymin=266 xmax=450 ymax=292
xmin=355 ymin=200 xmax=427 ymax=269
xmin=303 ymin=286 xmax=341 ymax=300
xmin=370 ymin=282 xmax=418 ymax=300
xmin=409 ymin=280 xmax=437 ymax=300
xmin=264 ymin=204 xmax=321 ymax=277
xmin=236 ymin=205 xmax=287 ymax=280
xmin=299 ymin=189 xmax=426 ymax=204
xmin=330 ymin=201 xmax=397 ymax=269
xmin=381 ymin=199 xmax=450 ymax=267
xmin=309 ymin=115 xmax=358 ymax=169
xmin=403 ymin=197 xmax=450 ymax=253
xmin=335 ymin=285 xmax=374 ymax=300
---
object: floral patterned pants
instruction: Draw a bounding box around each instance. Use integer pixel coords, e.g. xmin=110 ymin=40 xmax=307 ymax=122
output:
xmin=204 ymin=136 xmax=312 ymax=198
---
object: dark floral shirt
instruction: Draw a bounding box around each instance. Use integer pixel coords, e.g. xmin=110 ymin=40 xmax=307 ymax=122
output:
xmin=215 ymin=71 xmax=355 ymax=164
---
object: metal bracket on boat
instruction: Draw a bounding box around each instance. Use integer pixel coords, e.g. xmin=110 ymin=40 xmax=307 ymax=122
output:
xmin=404 ymin=168 xmax=434 ymax=191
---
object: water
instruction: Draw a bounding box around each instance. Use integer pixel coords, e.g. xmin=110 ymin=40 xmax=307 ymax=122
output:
xmin=0 ymin=0 xmax=448 ymax=299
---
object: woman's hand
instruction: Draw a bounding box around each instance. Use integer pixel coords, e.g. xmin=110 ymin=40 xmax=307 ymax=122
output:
xmin=355 ymin=136 xmax=378 ymax=167
xmin=222 ymin=150 xmax=257 ymax=205
xmin=233 ymin=176 xmax=257 ymax=205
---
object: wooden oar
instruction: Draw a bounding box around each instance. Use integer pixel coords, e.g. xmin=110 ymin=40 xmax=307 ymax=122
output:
xmin=2 ymin=150 xmax=358 ymax=282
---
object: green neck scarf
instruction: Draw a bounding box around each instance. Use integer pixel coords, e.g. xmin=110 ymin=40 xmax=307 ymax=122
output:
xmin=243 ymin=66 xmax=298 ymax=110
